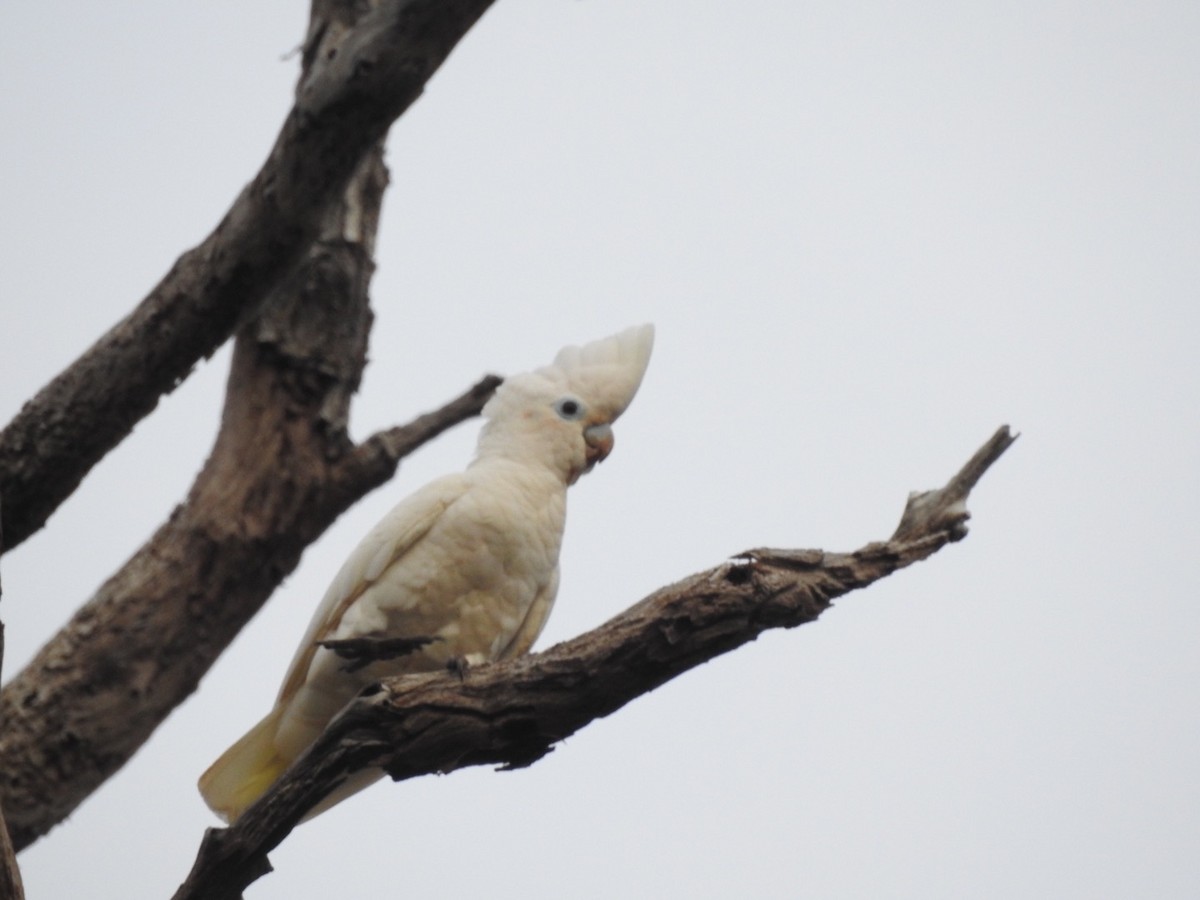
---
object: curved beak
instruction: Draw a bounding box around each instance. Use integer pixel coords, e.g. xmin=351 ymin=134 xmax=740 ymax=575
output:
xmin=583 ymin=423 xmax=614 ymax=467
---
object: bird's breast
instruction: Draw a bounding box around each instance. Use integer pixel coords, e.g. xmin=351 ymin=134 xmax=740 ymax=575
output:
xmin=341 ymin=469 xmax=566 ymax=666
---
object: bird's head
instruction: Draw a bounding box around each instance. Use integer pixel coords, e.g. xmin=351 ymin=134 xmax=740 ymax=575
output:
xmin=476 ymin=324 xmax=655 ymax=484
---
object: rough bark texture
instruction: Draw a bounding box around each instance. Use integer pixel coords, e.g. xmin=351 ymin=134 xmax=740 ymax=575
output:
xmin=0 ymin=0 xmax=496 ymax=554
xmin=0 ymin=145 xmax=499 ymax=852
xmin=173 ymin=428 xmax=1017 ymax=900
xmin=0 ymin=0 xmax=502 ymax=851
xmin=0 ymin=785 xmax=18 ymax=900
xmin=0 ymin=501 xmax=26 ymax=900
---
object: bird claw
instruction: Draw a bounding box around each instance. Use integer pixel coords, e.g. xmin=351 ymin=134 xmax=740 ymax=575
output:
xmin=445 ymin=656 xmax=470 ymax=681
xmin=317 ymin=635 xmax=442 ymax=673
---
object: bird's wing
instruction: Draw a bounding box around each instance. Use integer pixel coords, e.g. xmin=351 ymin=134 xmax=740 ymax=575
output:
xmin=275 ymin=473 xmax=469 ymax=705
xmin=497 ymin=566 xmax=560 ymax=660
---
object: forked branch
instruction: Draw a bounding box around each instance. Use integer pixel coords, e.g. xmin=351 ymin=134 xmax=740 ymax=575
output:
xmin=0 ymin=0 xmax=497 ymax=553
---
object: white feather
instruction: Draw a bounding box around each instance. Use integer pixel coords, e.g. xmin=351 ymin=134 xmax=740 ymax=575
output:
xmin=199 ymin=325 xmax=655 ymax=822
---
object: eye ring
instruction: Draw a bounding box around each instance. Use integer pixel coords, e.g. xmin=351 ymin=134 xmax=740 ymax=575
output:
xmin=554 ymin=397 xmax=586 ymax=421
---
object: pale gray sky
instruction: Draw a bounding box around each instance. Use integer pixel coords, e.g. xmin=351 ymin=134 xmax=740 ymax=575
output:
xmin=2 ymin=2 xmax=1198 ymax=898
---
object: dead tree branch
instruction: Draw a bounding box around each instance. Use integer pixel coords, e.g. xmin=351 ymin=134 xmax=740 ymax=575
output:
xmin=0 ymin=136 xmax=500 ymax=850
xmin=0 ymin=499 xmax=26 ymax=900
xmin=0 ymin=0 xmax=502 ymax=849
xmin=0 ymin=364 xmax=497 ymax=852
xmin=173 ymin=427 xmax=1017 ymax=900
xmin=0 ymin=0 xmax=496 ymax=553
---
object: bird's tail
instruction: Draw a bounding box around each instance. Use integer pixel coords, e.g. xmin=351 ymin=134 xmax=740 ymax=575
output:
xmin=198 ymin=706 xmax=289 ymax=824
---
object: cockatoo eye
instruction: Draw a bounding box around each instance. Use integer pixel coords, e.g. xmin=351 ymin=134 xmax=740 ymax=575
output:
xmin=554 ymin=397 xmax=586 ymax=421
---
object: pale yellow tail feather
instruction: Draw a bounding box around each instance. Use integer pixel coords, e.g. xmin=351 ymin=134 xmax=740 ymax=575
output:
xmin=198 ymin=706 xmax=289 ymax=824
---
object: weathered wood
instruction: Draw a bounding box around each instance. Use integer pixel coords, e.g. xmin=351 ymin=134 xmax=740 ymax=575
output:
xmin=0 ymin=142 xmax=499 ymax=850
xmin=0 ymin=0 xmax=497 ymax=553
xmin=0 ymin=497 xmax=26 ymax=900
xmin=0 ymin=0 xmax=502 ymax=850
xmin=172 ymin=427 xmax=1016 ymax=900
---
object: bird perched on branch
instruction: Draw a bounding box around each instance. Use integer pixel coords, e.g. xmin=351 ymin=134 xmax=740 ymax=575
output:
xmin=199 ymin=324 xmax=655 ymax=823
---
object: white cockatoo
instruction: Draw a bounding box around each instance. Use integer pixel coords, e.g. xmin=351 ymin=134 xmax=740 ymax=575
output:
xmin=199 ymin=324 xmax=654 ymax=823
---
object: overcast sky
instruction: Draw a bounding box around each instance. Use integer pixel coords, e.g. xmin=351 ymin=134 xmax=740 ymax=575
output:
xmin=2 ymin=2 xmax=1198 ymax=898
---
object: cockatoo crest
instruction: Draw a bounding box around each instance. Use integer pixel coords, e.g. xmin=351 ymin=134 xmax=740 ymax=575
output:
xmin=483 ymin=324 xmax=654 ymax=421
xmin=477 ymin=324 xmax=654 ymax=482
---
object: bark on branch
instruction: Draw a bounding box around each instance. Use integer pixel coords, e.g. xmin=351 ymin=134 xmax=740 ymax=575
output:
xmin=173 ymin=427 xmax=1017 ymax=900
xmin=0 ymin=137 xmax=500 ymax=850
xmin=0 ymin=0 xmax=502 ymax=849
xmin=0 ymin=499 xmax=26 ymax=900
xmin=0 ymin=0 xmax=496 ymax=553
xmin=0 ymin=365 xmax=497 ymax=852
